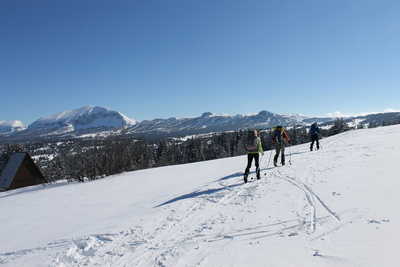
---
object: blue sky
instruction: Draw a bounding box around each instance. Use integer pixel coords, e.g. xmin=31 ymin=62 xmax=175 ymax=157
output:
xmin=1 ymin=0 xmax=399 ymax=124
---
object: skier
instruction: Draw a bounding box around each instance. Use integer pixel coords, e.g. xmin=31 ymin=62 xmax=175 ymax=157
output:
xmin=244 ymin=129 xmax=264 ymax=183
xmin=309 ymin=122 xmax=320 ymax=151
xmin=272 ymin=126 xmax=290 ymax=167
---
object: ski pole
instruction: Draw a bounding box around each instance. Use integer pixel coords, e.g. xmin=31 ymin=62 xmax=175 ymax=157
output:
xmin=267 ymin=148 xmax=273 ymax=168
xmin=264 ymin=147 xmax=273 ymax=176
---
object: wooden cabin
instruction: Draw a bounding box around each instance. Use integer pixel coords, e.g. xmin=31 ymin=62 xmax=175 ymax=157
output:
xmin=0 ymin=152 xmax=47 ymax=191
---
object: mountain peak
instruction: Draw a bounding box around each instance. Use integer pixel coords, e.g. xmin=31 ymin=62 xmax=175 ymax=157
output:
xmin=257 ymin=110 xmax=271 ymax=116
xmin=0 ymin=120 xmax=26 ymax=135
xmin=0 ymin=120 xmax=25 ymax=128
xmin=28 ymin=106 xmax=136 ymax=134
xmin=201 ymin=112 xmax=213 ymax=118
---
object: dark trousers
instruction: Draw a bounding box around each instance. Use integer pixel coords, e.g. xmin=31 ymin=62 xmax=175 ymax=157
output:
xmin=310 ymin=134 xmax=320 ymax=151
xmin=274 ymin=143 xmax=285 ymax=165
xmin=245 ymin=153 xmax=260 ymax=175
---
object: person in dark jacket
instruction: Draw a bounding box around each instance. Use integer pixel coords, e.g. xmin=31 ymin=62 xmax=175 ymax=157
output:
xmin=272 ymin=126 xmax=290 ymax=166
xmin=309 ymin=122 xmax=320 ymax=151
xmin=244 ymin=129 xmax=264 ymax=183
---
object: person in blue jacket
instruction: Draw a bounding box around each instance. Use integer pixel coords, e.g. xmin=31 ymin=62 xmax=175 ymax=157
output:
xmin=309 ymin=122 xmax=320 ymax=151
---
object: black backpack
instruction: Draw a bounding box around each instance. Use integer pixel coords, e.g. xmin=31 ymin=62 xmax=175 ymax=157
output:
xmin=245 ymin=133 xmax=258 ymax=152
xmin=272 ymin=127 xmax=284 ymax=144
xmin=310 ymin=123 xmax=319 ymax=135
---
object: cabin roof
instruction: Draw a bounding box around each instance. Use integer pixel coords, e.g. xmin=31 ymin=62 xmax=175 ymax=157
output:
xmin=0 ymin=152 xmax=28 ymax=190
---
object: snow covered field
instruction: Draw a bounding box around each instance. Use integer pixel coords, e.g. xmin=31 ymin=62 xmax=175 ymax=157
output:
xmin=1 ymin=125 xmax=399 ymax=267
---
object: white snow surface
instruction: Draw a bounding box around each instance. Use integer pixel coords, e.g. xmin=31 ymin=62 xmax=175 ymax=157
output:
xmin=1 ymin=125 xmax=399 ymax=267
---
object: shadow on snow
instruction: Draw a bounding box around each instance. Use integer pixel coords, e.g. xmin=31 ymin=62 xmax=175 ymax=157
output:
xmin=155 ymin=166 xmax=277 ymax=208
xmin=154 ymin=182 xmax=243 ymax=208
xmin=217 ymin=167 xmax=275 ymax=182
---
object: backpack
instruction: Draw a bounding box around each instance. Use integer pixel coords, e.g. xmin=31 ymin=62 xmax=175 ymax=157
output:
xmin=272 ymin=127 xmax=283 ymax=143
xmin=245 ymin=135 xmax=258 ymax=153
xmin=310 ymin=123 xmax=319 ymax=136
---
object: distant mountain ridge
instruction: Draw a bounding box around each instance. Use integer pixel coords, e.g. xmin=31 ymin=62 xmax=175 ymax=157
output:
xmin=0 ymin=120 xmax=26 ymax=135
xmin=2 ymin=106 xmax=400 ymax=142
xmin=5 ymin=106 xmax=136 ymax=140
xmin=127 ymin=111 xmax=301 ymax=136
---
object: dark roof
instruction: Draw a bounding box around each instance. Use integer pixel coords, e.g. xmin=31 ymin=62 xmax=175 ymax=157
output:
xmin=0 ymin=152 xmax=46 ymax=191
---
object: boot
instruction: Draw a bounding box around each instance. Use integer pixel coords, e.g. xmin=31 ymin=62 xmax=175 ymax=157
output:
xmin=244 ymin=172 xmax=248 ymax=183
xmin=273 ymin=154 xmax=278 ymax=167
xmin=256 ymin=168 xmax=261 ymax=180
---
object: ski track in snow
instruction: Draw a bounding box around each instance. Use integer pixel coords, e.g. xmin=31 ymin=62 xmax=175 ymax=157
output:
xmin=2 ymin=129 xmax=385 ymax=267
xmin=6 ymin=181 xmax=350 ymax=266
xmin=53 ymin=180 xmax=264 ymax=267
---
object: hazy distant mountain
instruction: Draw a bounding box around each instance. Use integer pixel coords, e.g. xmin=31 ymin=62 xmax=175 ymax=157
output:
xmin=126 ymin=111 xmax=303 ymax=136
xmin=304 ymin=112 xmax=400 ymax=128
xmin=344 ymin=112 xmax=400 ymax=128
xmin=280 ymin=113 xmax=310 ymax=122
xmin=0 ymin=120 xmax=26 ymax=135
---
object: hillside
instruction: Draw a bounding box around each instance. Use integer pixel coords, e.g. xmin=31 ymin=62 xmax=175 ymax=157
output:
xmin=0 ymin=125 xmax=399 ymax=267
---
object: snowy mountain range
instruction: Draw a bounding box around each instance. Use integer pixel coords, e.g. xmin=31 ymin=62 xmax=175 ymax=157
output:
xmin=0 ymin=107 xmax=305 ymax=141
xmin=2 ymin=106 xmax=400 ymax=141
xmin=126 ymin=111 xmax=305 ymax=136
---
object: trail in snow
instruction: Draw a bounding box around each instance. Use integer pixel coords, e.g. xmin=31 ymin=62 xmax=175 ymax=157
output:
xmin=56 ymin=164 xmax=346 ymax=266
xmin=2 ymin=168 xmax=343 ymax=267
